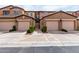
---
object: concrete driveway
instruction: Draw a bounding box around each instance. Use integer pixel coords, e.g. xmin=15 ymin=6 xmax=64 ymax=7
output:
xmin=0 ymin=31 xmax=79 ymax=52
xmin=0 ymin=31 xmax=79 ymax=47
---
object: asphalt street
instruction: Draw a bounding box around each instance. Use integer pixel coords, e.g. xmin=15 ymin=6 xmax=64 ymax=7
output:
xmin=0 ymin=46 xmax=79 ymax=53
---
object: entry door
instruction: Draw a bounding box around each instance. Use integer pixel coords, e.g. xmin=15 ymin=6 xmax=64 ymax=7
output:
xmin=35 ymin=23 xmax=40 ymax=30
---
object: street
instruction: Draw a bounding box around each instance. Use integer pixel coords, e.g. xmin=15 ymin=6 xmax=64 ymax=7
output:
xmin=0 ymin=46 xmax=79 ymax=53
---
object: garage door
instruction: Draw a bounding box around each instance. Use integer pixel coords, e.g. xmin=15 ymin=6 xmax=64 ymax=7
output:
xmin=18 ymin=22 xmax=30 ymax=31
xmin=0 ymin=22 xmax=15 ymax=31
xmin=62 ymin=21 xmax=74 ymax=31
xmin=46 ymin=21 xmax=58 ymax=31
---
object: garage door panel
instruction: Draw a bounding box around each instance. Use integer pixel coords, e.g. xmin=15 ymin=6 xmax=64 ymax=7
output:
xmin=62 ymin=21 xmax=74 ymax=30
xmin=46 ymin=21 xmax=58 ymax=31
xmin=18 ymin=22 xmax=29 ymax=31
xmin=0 ymin=22 xmax=15 ymax=31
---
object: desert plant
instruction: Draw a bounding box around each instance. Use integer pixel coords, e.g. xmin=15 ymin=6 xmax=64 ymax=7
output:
xmin=41 ymin=26 xmax=47 ymax=33
xmin=61 ymin=29 xmax=68 ymax=32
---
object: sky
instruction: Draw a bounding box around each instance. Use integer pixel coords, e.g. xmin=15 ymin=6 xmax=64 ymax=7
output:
xmin=20 ymin=5 xmax=79 ymax=11
xmin=0 ymin=0 xmax=79 ymax=11
xmin=0 ymin=5 xmax=79 ymax=11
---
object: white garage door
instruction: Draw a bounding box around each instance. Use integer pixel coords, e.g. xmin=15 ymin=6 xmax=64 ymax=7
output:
xmin=18 ymin=22 xmax=30 ymax=31
xmin=46 ymin=21 xmax=58 ymax=31
xmin=0 ymin=22 xmax=15 ymax=31
xmin=62 ymin=21 xmax=74 ymax=31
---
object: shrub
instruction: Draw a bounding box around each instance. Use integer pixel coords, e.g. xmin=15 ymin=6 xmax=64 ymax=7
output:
xmin=9 ymin=25 xmax=16 ymax=32
xmin=61 ymin=29 xmax=68 ymax=32
xmin=27 ymin=26 xmax=35 ymax=34
xmin=29 ymin=26 xmax=35 ymax=32
xmin=9 ymin=29 xmax=13 ymax=32
xmin=41 ymin=26 xmax=47 ymax=33
xmin=13 ymin=25 xmax=16 ymax=31
xmin=27 ymin=29 xmax=31 ymax=33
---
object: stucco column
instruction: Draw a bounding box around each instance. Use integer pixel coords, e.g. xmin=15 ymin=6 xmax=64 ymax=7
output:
xmin=74 ymin=20 xmax=77 ymax=30
xmin=15 ymin=19 xmax=18 ymax=31
xmin=58 ymin=20 xmax=60 ymax=30
xmin=59 ymin=19 xmax=62 ymax=31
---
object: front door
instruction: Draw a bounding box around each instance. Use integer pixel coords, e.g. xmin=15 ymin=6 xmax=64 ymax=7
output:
xmin=35 ymin=18 xmax=40 ymax=30
xmin=35 ymin=23 xmax=40 ymax=30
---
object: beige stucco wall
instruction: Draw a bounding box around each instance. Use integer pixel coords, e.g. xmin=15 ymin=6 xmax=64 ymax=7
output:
xmin=44 ymin=12 xmax=76 ymax=19
xmin=77 ymin=20 xmax=79 ymax=30
xmin=42 ymin=12 xmax=77 ymax=31
xmin=40 ymin=19 xmax=46 ymax=29
xmin=0 ymin=19 xmax=15 ymax=21
xmin=0 ymin=5 xmax=25 ymax=16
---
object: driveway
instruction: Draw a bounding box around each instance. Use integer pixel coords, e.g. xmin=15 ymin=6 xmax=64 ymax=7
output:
xmin=0 ymin=31 xmax=79 ymax=52
xmin=0 ymin=31 xmax=79 ymax=47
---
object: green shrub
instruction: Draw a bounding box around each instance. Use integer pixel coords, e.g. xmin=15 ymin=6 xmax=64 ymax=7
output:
xmin=27 ymin=29 xmax=31 ymax=33
xmin=29 ymin=26 xmax=35 ymax=32
xmin=61 ymin=29 xmax=68 ymax=32
xmin=27 ymin=26 xmax=35 ymax=34
xmin=41 ymin=26 xmax=47 ymax=33
xmin=9 ymin=25 xmax=16 ymax=32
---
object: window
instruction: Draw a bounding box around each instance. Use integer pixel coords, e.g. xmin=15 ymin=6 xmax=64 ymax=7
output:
xmin=28 ymin=12 xmax=33 ymax=16
xmin=13 ymin=10 xmax=22 ymax=16
xmin=3 ymin=10 xmax=10 ymax=16
xmin=14 ymin=11 xmax=19 ymax=16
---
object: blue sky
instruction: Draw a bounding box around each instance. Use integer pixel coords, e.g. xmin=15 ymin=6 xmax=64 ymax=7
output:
xmin=0 ymin=5 xmax=79 ymax=11
xmin=14 ymin=5 xmax=79 ymax=11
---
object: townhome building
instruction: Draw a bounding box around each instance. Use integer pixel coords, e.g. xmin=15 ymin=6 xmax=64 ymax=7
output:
xmin=0 ymin=5 xmax=78 ymax=32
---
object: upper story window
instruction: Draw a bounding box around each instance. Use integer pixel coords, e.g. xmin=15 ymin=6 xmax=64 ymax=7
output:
xmin=13 ymin=10 xmax=21 ymax=16
xmin=3 ymin=10 xmax=10 ymax=16
xmin=28 ymin=12 xmax=33 ymax=16
xmin=14 ymin=11 xmax=19 ymax=16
